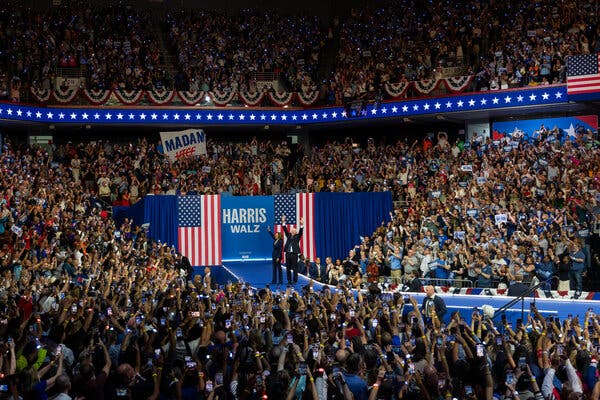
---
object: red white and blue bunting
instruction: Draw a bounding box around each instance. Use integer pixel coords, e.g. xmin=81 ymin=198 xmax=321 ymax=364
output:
xmin=268 ymin=91 xmax=294 ymax=106
xmin=146 ymin=89 xmax=177 ymax=105
xmin=52 ymin=87 xmax=79 ymax=104
xmin=444 ymin=76 xmax=475 ymax=93
xmin=384 ymin=82 xmax=410 ymax=98
xmin=113 ymin=89 xmax=144 ymax=105
xmin=0 ymin=85 xmax=569 ymax=125
xmin=82 ymin=89 xmax=112 ymax=105
xmin=30 ymin=87 xmax=51 ymax=103
xmin=413 ymin=79 xmax=441 ymax=95
xmin=296 ymin=90 xmax=319 ymax=106
xmin=177 ymin=91 xmax=205 ymax=106
xmin=209 ymin=90 xmax=236 ymax=106
xmin=239 ymin=91 xmax=265 ymax=106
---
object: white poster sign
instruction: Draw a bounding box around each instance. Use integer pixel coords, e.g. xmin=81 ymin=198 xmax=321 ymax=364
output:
xmin=160 ymin=129 xmax=207 ymax=161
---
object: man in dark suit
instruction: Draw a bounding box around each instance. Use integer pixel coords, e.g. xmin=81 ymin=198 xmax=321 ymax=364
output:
xmin=422 ymin=285 xmax=447 ymax=320
xmin=507 ymin=274 xmax=531 ymax=297
xmin=308 ymin=257 xmax=327 ymax=282
xmin=267 ymin=226 xmax=284 ymax=285
xmin=282 ymin=215 xmax=303 ymax=284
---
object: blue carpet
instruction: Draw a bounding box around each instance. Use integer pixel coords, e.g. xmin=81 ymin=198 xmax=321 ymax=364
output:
xmin=223 ymin=261 xmax=325 ymax=292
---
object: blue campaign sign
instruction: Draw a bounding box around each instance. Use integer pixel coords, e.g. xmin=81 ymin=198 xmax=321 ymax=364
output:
xmin=220 ymin=196 xmax=274 ymax=262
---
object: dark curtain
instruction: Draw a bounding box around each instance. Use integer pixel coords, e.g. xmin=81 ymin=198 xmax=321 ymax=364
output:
xmin=113 ymin=200 xmax=145 ymax=228
xmin=314 ymin=192 xmax=393 ymax=261
xmin=143 ymin=195 xmax=178 ymax=247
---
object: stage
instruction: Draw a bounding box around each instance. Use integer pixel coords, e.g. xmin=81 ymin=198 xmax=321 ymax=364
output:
xmin=204 ymin=262 xmax=600 ymax=326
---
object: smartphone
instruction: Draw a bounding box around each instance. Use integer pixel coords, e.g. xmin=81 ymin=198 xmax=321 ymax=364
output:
xmin=516 ymin=318 xmax=523 ymax=327
xmin=465 ymin=385 xmax=473 ymax=395
xmin=438 ymin=378 xmax=446 ymax=388
xmin=557 ymin=344 xmax=564 ymax=356
xmin=0 ymin=385 xmax=7 ymax=392
xmin=506 ymin=372 xmax=515 ymax=385
xmin=205 ymin=381 xmax=213 ymax=392
xmin=215 ymin=372 xmax=223 ymax=385
xmin=107 ymin=307 xmax=113 ymax=316
xmin=349 ymin=309 xmax=355 ymax=317
xmin=408 ymin=362 xmax=415 ymax=374
xmin=298 ymin=362 xmax=308 ymax=375
xmin=176 ymin=328 xmax=183 ymax=339
xmin=71 ymin=304 xmax=77 ymax=313
xmin=56 ymin=345 xmax=62 ymax=356
xmin=476 ymin=344 xmax=485 ymax=357
xmin=495 ymin=335 xmax=503 ymax=346
xmin=154 ymin=349 xmax=161 ymax=359
xmin=519 ymin=357 xmax=526 ymax=368
xmin=436 ymin=337 xmax=443 ymax=347
xmin=372 ymin=318 xmax=378 ymax=328
xmin=287 ymin=333 xmax=294 ymax=344
xmin=190 ymin=311 xmax=200 ymax=318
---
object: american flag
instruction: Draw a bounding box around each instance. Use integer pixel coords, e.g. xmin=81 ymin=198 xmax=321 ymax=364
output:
xmin=567 ymin=53 xmax=600 ymax=94
xmin=177 ymin=195 xmax=221 ymax=266
xmin=274 ymin=193 xmax=316 ymax=262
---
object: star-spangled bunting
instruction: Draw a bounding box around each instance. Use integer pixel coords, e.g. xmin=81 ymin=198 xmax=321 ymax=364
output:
xmin=0 ymin=85 xmax=576 ymax=125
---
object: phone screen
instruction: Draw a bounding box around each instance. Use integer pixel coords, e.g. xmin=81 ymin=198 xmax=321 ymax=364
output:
xmin=506 ymin=372 xmax=515 ymax=385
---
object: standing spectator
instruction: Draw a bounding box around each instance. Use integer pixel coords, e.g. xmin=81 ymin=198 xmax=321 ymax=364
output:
xmin=569 ymin=242 xmax=586 ymax=294
xmin=421 ymin=285 xmax=447 ymax=320
xmin=556 ymin=253 xmax=572 ymax=292
xmin=507 ymin=274 xmax=530 ymax=297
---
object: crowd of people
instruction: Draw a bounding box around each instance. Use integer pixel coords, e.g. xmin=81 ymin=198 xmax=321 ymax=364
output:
xmin=0 ymin=4 xmax=164 ymax=94
xmin=0 ymin=123 xmax=594 ymax=400
xmin=165 ymin=10 xmax=324 ymax=93
xmin=0 ymin=0 xmax=599 ymax=102
xmin=298 ymin=127 xmax=599 ymax=294
xmin=330 ymin=0 xmax=598 ymax=101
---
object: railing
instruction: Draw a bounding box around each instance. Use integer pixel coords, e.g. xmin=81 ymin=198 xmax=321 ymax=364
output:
xmin=492 ymin=277 xmax=559 ymax=321
xmin=254 ymin=72 xmax=278 ymax=82
xmin=56 ymin=66 xmax=86 ymax=79
xmin=419 ymin=278 xmax=474 ymax=288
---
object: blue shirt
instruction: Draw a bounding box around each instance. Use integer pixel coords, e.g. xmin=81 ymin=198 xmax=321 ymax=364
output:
xmin=571 ymin=250 xmax=585 ymax=271
xmin=389 ymin=254 xmax=402 ymax=271
xmin=477 ymin=264 xmax=493 ymax=288
xmin=343 ymin=372 xmax=369 ymax=400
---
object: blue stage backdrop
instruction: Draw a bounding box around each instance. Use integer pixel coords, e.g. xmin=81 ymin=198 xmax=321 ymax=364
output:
xmin=221 ymin=196 xmax=274 ymax=261
xmin=115 ymin=192 xmax=393 ymax=266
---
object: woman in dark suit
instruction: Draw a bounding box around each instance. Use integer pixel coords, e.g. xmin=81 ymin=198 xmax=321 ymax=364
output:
xmin=267 ymin=227 xmax=284 ymax=284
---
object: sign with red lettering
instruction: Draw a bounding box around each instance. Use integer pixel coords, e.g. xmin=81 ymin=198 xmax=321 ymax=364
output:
xmin=160 ymin=129 xmax=207 ymax=161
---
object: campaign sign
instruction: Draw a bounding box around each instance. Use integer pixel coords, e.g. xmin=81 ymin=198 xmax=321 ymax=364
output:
xmin=495 ymin=214 xmax=508 ymax=225
xmin=160 ymin=129 xmax=207 ymax=161
xmin=220 ymin=196 xmax=274 ymax=261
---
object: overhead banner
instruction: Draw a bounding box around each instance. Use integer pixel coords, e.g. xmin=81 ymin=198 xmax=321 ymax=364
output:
xmin=160 ymin=129 xmax=207 ymax=161
xmin=220 ymin=196 xmax=274 ymax=262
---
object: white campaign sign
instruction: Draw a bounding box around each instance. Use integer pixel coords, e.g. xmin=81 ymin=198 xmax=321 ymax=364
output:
xmin=160 ymin=129 xmax=207 ymax=161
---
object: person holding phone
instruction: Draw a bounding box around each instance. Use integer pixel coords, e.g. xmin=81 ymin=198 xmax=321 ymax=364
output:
xmin=21 ymin=351 xmax=64 ymax=400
